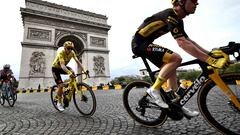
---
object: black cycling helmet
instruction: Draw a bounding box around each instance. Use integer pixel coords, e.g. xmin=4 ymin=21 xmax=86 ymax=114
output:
xmin=171 ymin=0 xmax=198 ymax=15
xmin=3 ymin=64 xmax=10 ymax=69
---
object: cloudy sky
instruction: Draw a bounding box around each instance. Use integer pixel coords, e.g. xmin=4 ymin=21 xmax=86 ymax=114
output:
xmin=0 ymin=0 xmax=240 ymax=79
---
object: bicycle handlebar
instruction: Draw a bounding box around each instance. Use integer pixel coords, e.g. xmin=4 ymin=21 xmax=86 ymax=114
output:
xmin=74 ymin=70 xmax=90 ymax=80
xmin=219 ymin=42 xmax=240 ymax=61
xmin=179 ymin=42 xmax=240 ymax=67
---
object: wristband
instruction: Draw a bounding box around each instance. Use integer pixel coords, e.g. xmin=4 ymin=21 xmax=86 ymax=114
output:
xmin=205 ymin=57 xmax=216 ymax=65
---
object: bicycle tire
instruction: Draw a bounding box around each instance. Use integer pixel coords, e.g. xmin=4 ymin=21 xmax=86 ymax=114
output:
xmin=198 ymin=72 xmax=240 ymax=135
xmin=0 ymin=90 xmax=5 ymax=105
xmin=123 ymin=81 xmax=168 ymax=127
xmin=73 ymin=82 xmax=96 ymax=116
xmin=7 ymin=87 xmax=16 ymax=107
xmin=50 ymin=85 xmax=61 ymax=111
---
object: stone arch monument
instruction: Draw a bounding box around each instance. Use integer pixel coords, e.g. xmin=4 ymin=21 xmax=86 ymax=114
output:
xmin=18 ymin=0 xmax=111 ymax=89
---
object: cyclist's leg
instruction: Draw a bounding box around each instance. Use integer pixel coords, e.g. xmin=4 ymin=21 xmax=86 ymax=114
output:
xmin=141 ymin=43 xmax=178 ymax=108
xmin=1 ymin=82 xmax=7 ymax=95
xmin=143 ymin=44 xmax=179 ymax=89
xmin=52 ymin=67 xmax=65 ymax=111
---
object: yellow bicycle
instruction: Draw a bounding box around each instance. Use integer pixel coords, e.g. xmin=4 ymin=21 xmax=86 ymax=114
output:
xmin=50 ymin=71 xmax=96 ymax=116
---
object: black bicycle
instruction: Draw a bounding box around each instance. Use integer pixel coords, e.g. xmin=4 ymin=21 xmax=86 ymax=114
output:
xmin=0 ymin=79 xmax=17 ymax=107
xmin=123 ymin=42 xmax=240 ymax=135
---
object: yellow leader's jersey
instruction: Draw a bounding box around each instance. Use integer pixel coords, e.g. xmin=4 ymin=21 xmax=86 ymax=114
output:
xmin=52 ymin=50 xmax=78 ymax=69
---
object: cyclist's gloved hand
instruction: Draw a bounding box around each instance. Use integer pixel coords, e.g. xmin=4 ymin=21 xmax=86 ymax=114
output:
xmin=209 ymin=49 xmax=227 ymax=58
xmin=205 ymin=56 xmax=229 ymax=69
xmin=67 ymin=70 xmax=75 ymax=78
xmin=85 ymin=70 xmax=89 ymax=74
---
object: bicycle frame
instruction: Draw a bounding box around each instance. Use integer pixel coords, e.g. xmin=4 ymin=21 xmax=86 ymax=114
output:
xmin=65 ymin=72 xmax=89 ymax=101
xmin=178 ymin=60 xmax=240 ymax=109
xmin=138 ymin=42 xmax=240 ymax=109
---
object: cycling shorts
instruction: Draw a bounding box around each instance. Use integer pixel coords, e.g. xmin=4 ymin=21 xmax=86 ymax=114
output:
xmin=52 ymin=66 xmax=73 ymax=84
xmin=132 ymin=36 xmax=174 ymax=68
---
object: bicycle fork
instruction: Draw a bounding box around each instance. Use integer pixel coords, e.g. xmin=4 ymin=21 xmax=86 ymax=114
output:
xmin=72 ymin=78 xmax=84 ymax=100
xmin=209 ymin=69 xmax=240 ymax=110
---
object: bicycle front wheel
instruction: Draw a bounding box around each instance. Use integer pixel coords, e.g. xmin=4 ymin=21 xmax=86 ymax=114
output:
xmin=7 ymin=88 xmax=16 ymax=107
xmin=0 ymin=90 xmax=5 ymax=105
xmin=198 ymin=72 xmax=240 ymax=135
xmin=123 ymin=81 xmax=168 ymax=127
xmin=73 ymin=83 xmax=96 ymax=116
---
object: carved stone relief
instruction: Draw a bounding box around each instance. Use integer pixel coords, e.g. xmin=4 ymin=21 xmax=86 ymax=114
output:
xmin=93 ymin=56 xmax=105 ymax=75
xmin=29 ymin=51 xmax=46 ymax=76
xmin=90 ymin=36 xmax=106 ymax=48
xmin=27 ymin=28 xmax=51 ymax=41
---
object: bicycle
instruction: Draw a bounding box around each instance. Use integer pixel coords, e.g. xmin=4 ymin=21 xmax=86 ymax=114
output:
xmin=0 ymin=78 xmax=17 ymax=107
xmin=50 ymin=71 xmax=96 ymax=116
xmin=123 ymin=42 xmax=240 ymax=135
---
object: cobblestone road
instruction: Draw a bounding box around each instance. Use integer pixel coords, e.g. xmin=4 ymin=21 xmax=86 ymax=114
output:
xmin=0 ymin=90 xmax=222 ymax=135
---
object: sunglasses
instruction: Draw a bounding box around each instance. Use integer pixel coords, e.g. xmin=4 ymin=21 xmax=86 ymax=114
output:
xmin=66 ymin=47 xmax=73 ymax=50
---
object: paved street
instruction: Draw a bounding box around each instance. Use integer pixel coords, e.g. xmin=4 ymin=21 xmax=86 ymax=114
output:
xmin=0 ymin=90 xmax=221 ymax=135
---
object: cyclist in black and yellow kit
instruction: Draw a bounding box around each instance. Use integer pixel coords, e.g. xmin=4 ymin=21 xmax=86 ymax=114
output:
xmin=52 ymin=41 xmax=86 ymax=111
xmin=131 ymin=0 xmax=229 ymax=118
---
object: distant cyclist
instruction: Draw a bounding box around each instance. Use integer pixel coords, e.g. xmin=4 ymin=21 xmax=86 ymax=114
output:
xmin=52 ymin=41 xmax=86 ymax=111
xmin=131 ymin=0 xmax=229 ymax=118
xmin=0 ymin=64 xmax=16 ymax=93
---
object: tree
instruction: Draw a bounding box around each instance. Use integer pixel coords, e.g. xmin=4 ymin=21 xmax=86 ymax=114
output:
xmin=177 ymin=70 xmax=201 ymax=81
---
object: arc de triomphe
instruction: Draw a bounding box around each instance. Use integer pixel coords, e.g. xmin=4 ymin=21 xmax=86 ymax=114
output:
xmin=18 ymin=0 xmax=111 ymax=89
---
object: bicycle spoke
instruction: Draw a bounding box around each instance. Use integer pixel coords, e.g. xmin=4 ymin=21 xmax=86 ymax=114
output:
xmin=123 ymin=81 xmax=167 ymax=127
xmin=73 ymin=83 xmax=96 ymax=116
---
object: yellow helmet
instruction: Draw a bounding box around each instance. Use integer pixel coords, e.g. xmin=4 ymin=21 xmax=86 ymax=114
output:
xmin=171 ymin=0 xmax=178 ymax=4
xmin=63 ymin=41 xmax=74 ymax=49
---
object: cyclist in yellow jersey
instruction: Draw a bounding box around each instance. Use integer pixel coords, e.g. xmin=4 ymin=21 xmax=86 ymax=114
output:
xmin=52 ymin=41 xmax=86 ymax=111
xmin=131 ymin=0 xmax=229 ymax=118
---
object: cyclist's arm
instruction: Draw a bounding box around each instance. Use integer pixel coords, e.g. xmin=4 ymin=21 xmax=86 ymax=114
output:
xmin=187 ymin=38 xmax=209 ymax=54
xmin=73 ymin=55 xmax=85 ymax=72
xmin=60 ymin=60 xmax=71 ymax=74
xmin=175 ymin=36 xmax=209 ymax=62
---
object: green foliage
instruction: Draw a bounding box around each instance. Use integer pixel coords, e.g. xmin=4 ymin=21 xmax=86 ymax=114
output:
xmin=142 ymin=75 xmax=152 ymax=83
xmin=110 ymin=75 xmax=142 ymax=85
xmin=177 ymin=70 xmax=201 ymax=81
xmin=224 ymin=62 xmax=240 ymax=72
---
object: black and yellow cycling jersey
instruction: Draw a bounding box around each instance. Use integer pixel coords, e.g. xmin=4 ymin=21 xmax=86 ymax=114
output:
xmin=132 ymin=8 xmax=188 ymax=68
xmin=135 ymin=8 xmax=188 ymax=44
xmin=52 ymin=50 xmax=78 ymax=69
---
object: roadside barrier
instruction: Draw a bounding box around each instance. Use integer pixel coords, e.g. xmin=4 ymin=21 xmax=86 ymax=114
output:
xmin=16 ymin=84 xmax=127 ymax=94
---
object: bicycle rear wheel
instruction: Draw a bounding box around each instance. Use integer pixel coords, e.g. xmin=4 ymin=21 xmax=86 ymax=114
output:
xmin=198 ymin=73 xmax=240 ymax=135
xmin=123 ymin=81 xmax=167 ymax=127
xmin=73 ymin=83 xmax=96 ymax=116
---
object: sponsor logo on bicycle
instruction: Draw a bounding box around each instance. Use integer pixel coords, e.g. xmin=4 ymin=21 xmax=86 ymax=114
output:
xmin=180 ymin=76 xmax=206 ymax=105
